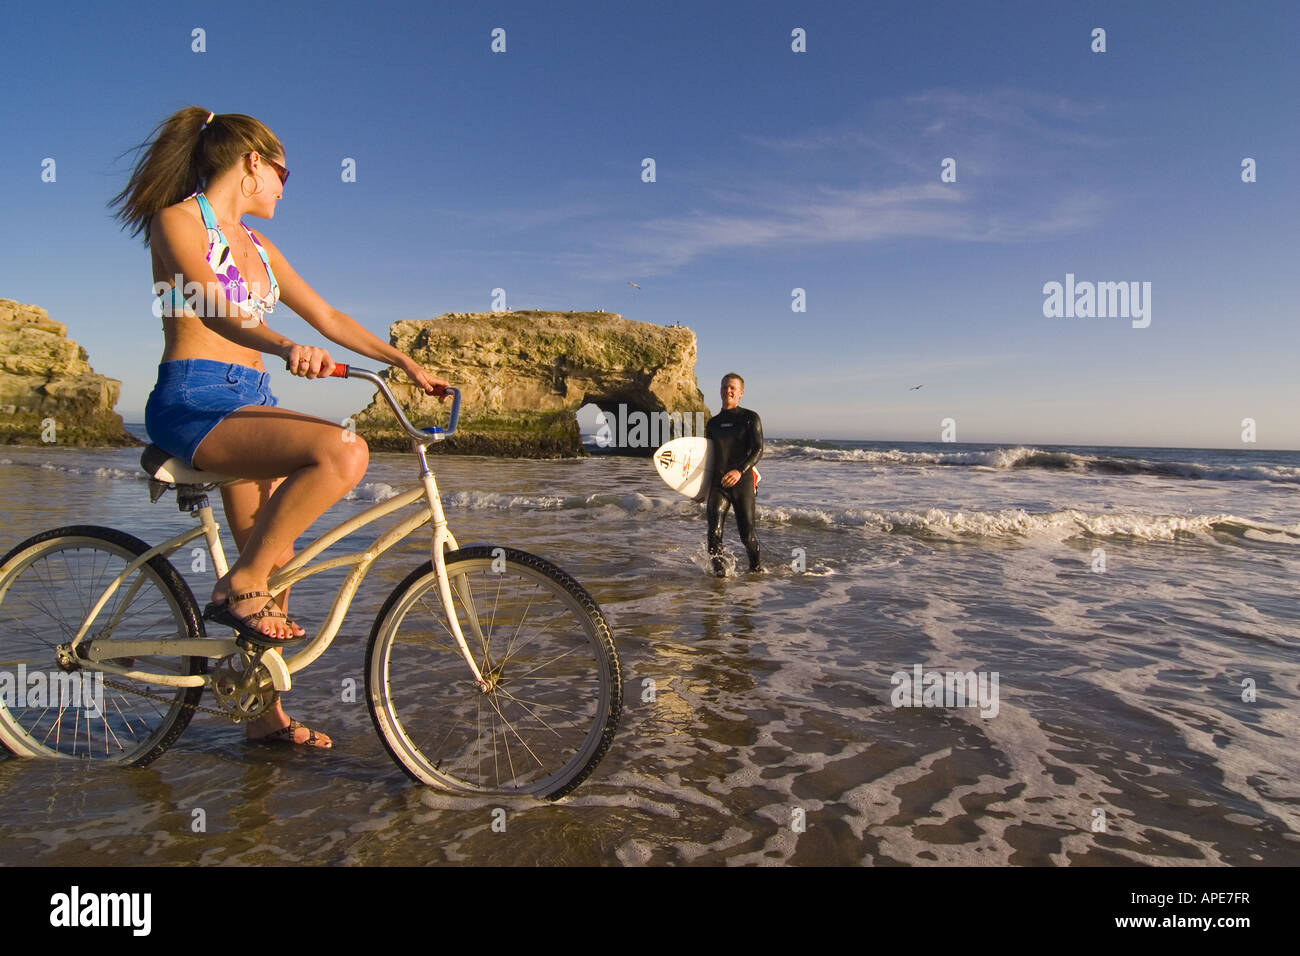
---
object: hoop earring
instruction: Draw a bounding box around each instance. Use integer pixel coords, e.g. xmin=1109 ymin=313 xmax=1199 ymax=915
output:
xmin=240 ymin=173 xmax=261 ymax=198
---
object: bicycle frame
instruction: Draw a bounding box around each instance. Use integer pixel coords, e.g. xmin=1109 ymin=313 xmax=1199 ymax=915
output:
xmin=69 ymin=367 xmax=491 ymax=695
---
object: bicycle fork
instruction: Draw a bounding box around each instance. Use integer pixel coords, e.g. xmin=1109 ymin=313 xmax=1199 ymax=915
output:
xmin=419 ymin=464 xmax=491 ymax=692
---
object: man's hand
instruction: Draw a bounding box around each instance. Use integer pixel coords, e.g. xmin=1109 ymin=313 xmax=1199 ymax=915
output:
xmin=721 ymin=469 xmax=742 ymax=488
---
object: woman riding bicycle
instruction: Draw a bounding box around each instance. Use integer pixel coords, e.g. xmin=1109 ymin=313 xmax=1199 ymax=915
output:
xmin=111 ymin=107 xmax=446 ymax=748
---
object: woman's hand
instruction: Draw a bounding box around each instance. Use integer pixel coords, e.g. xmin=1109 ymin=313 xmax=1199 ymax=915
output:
xmin=400 ymin=357 xmax=451 ymax=401
xmin=283 ymin=344 xmax=336 ymax=378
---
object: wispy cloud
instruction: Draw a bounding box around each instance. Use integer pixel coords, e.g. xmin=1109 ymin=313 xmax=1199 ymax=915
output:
xmin=603 ymin=88 xmax=1110 ymax=275
xmin=456 ymin=88 xmax=1113 ymax=279
xmin=904 ymin=89 xmax=1109 ymax=142
xmin=613 ymin=183 xmax=1104 ymax=275
xmin=748 ymin=88 xmax=1112 ymax=160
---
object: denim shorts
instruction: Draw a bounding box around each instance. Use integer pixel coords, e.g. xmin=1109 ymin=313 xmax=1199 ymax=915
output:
xmin=145 ymin=359 xmax=278 ymax=468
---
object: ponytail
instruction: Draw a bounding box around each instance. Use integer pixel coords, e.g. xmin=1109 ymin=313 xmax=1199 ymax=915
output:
xmin=110 ymin=106 xmax=283 ymax=244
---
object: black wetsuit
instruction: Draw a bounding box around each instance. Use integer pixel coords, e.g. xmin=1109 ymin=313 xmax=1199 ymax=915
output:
xmin=705 ymin=406 xmax=763 ymax=571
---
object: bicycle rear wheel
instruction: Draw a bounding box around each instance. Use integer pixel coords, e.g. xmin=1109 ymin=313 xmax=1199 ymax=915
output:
xmin=0 ymin=526 xmax=206 ymax=764
xmin=365 ymin=545 xmax=621 ymax=799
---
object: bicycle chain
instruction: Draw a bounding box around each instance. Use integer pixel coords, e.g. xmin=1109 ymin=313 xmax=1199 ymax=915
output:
xmin=99 ymin=674 xmax=254 ymax=721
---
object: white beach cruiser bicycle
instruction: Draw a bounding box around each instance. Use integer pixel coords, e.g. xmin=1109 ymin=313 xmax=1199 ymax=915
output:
xmin=0 ymin=366 xmax=621 ymax=799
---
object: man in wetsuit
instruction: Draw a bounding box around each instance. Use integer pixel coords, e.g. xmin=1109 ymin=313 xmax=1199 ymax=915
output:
xmin=705 ymin=373 xmax=763 ymax=575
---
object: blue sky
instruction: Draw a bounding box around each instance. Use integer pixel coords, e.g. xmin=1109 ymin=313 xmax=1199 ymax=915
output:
xmin=1 ymin=0 xmax=1296 ymax=448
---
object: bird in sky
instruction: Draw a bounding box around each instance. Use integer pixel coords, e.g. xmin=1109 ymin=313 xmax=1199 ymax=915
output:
xmin=628 ymin=281 xmax=642 ymax=290
xmin=909 ymin=384 xmax=924 ymax=391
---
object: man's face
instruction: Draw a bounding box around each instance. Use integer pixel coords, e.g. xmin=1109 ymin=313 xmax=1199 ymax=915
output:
xmin=720 ymin=377 xmax=743 ymax=409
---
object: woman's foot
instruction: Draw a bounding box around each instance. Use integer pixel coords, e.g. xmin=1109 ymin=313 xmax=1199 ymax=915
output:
xmin=209 ymin=574 xmax=305 ymax=641
xmin=248 ymin=719 xmax=331 ymax=748
xmin=245 ymin=702 xmax=332 ymax=748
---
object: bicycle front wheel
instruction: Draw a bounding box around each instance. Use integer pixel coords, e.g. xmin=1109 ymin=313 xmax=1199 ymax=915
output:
xmin=365 ymin=545 xmax=621 ymax=800
xmin=0 ymin=526 xmax=206 ymax=764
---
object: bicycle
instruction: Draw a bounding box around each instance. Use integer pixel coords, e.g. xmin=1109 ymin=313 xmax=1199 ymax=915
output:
xmin=0 ymin=366 xmax=621 ymax=799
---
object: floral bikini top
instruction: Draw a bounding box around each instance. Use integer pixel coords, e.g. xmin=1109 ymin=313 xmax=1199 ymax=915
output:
xmin=160 ymin=192 xmax=279 ymax=324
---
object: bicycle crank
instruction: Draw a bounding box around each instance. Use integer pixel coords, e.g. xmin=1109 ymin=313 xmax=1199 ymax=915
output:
xmin=209 ymin=649 xmax=285 ymax=720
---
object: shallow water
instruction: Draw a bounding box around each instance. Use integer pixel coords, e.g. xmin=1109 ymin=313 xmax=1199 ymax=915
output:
xmin=0 ymin=439 xmax=1297 ymax=865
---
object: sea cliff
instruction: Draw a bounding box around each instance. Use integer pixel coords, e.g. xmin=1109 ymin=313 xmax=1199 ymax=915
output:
xmin=0 ymin=299 xmax=137 ymax=447
xmin=350 ymin=310 xmax=708 ymax=457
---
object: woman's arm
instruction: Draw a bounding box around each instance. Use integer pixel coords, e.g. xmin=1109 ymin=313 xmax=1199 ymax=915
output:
xmin=254 ymin=231 xmax=446 ymax=394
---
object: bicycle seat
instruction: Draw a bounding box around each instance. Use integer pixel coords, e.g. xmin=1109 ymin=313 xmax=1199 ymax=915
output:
xmin=140 ymin=444 xmax=225 ymax=485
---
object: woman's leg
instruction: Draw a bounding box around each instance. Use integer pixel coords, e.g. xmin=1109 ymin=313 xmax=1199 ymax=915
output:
xmin=200 ymin=410 xmax=364 ymax=747
xmin=194 ymin=404 xmax=369 ymax=640
xmin=222 ymin=478 xmax=325 ymax=745
xmin=219 ymin=477 xmax=302 ymax=635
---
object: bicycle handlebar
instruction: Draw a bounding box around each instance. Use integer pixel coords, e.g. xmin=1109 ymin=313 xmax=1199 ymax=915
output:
xmin=328 ymin=364 xmax=460 ymax=441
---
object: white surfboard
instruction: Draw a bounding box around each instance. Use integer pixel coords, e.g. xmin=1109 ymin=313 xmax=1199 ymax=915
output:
xmin=654 ymin=437 xmax=713 ymax=501
xmin=654 ymin=437 xmax=760 ymax=501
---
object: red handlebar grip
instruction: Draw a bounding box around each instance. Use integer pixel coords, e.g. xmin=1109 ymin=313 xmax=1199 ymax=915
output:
xmin=328 ymin=364 xmax=350 ymax=378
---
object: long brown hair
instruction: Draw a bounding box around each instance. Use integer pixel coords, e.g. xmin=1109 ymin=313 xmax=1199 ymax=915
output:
xmin=110 ymin=106 xmax=283 ymax=243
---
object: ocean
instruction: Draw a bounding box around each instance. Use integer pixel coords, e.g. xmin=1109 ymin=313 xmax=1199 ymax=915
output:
xmin=0 ymin=429 xmax=1297 ymax=865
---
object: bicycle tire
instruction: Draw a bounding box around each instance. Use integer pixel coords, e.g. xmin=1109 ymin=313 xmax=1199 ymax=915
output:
xmin=0 ymin=525 xmax=206 ymax=764
xmin=365 ymin=545 xmax=621 ymax=800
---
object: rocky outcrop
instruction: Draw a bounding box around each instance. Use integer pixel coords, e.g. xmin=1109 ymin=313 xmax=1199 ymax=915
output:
xmin=351 ymin=310 xmax=709 ymax=457
xmin=0 ymin=299 xmax=138 ymax=446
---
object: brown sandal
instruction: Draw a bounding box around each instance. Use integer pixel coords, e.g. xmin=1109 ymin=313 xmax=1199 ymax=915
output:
xmin=248 ymin=719 xmax=332 ymax=749
xmin=203 ymin=590 xmax=303 ymax=646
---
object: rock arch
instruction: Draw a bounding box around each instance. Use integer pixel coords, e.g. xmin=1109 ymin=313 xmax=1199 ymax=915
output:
xmin=352 ymin=310 xmax=709 ymax=458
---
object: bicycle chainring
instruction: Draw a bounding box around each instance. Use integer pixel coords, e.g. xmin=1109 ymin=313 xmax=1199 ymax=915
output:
xmin=209 ymin=649 xmax=280 ymax=720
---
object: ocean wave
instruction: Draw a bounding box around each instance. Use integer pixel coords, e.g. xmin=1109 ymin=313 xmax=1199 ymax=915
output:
xmin=5 ymin=457 xmax=1295 ymax=545
xmin=421 ymin=485 xmax=1300 ymax=546
xmin=757 ymin=505 xmax=1300 ymax=543
xmin=765 ymin=444 xmax=1300 ymax=483
xmin=33 ymin=462 xmax=148 ymax=482
xmin=345 ymin=482 xmax=402 ymax=502
xmin=442 ymin=489 xmax=697 ymax=516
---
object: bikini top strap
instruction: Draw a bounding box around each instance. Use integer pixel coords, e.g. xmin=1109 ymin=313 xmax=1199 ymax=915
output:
xmin=194 ymin=192 xmax=279 ymax=301
xmin=194 ymin=192 xmax=220 ymax=231
xmin=244 ymin=227 xmax=279 ymax=299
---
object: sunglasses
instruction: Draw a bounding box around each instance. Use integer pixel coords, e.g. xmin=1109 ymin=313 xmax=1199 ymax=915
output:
xmin=247 ymin=152 xmax=290 ymax=186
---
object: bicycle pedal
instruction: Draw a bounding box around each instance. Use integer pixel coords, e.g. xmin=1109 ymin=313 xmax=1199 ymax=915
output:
xmin=234 ymin=634 xmax=302 ymax=651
